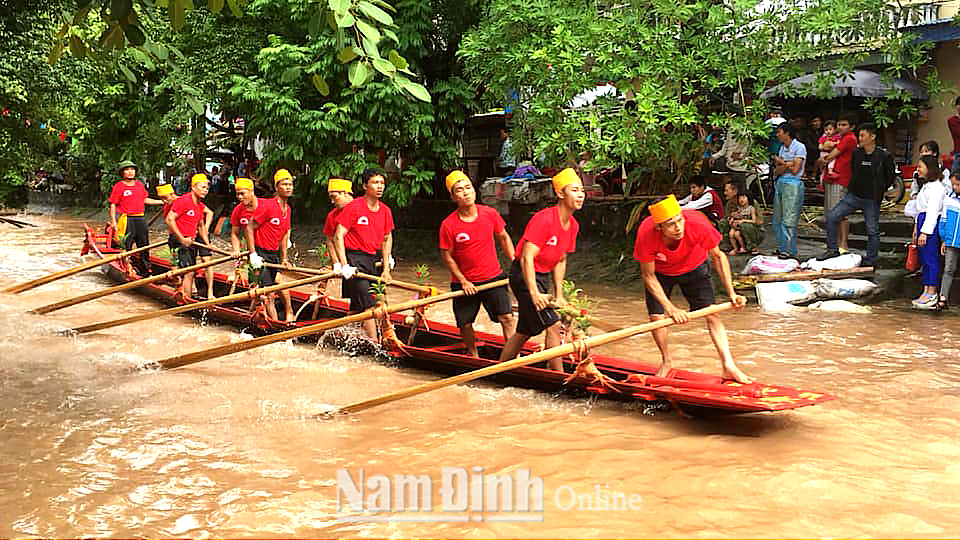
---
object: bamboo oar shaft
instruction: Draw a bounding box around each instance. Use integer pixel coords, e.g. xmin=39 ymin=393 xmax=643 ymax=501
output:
xmin=330 ymin=302 xmax=734 ymax=416
xmin=70 ymin=271 xmax=335 ymax=334
xmin=196 ymin=242 xmax=435 ymax=295
xmin=29 ymin=251 xmax=248 ymax=315
xmin=154 ymin=278 xmax=509 ymax=370
xmin=5 ymin=239 xmax=167 ymax=294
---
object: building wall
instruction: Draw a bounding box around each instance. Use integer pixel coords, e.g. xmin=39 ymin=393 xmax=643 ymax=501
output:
xmin=913 ymin=40 xmax=960 ymax=161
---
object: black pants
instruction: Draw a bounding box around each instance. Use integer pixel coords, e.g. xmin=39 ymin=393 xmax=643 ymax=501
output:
xmin=508 ymin=260 xmax=559 ymax=337
xmin=255 ymin=247 xmax=282 ymax=286
xmin=124 ymin=215 xmax=150 ymax=274
xmin=343 ymin=250 xmax=378 ymax=312
xmin=644 ymin=261 xmax=715 ymax=315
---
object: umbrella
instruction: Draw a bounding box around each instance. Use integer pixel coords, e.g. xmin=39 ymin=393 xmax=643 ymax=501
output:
xmin=760 ymin=69 xmax=927 ymax=100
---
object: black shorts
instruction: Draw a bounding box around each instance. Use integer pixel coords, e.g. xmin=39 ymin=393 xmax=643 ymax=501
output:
xmin=343 ymin=250 xmax=378 ymax=312
xmin=509 ymin=259 xmax=559 ymax=337
xmin=195 ymin=234 xmax=211 ymax=257
xmin=645 ymin=261 xmax=715 ymax=315
xmin=255 ymin=247 xmax=281 ymax=286
xmin=451 ymin=274 xmax=512 ymax=327
xmin=168 ymin=235 xmax=198 ymax=269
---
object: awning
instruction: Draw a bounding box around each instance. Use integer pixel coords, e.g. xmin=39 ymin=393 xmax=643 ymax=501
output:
xmin=760 ymin=69 xmax=927 ymax=100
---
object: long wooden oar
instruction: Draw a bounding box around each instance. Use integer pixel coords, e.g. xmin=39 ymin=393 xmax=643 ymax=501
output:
xmin=196 ymin=241 xmax=434 ymax=295
xmin=328 ymin=302 xmax=734 ymax=416
xmin=68 ymin=271 xmax=335 ymax=334
xmin=154 ymin=278 xmax=509 ymax=370
xmin=5 ymin=239 xmax=167 ymax=294
xmin=29 ymin=251 xmax=248 ymax=315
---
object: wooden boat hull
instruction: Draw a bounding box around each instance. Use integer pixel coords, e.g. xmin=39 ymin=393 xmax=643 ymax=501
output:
xmin=80 ymin=225 xmax=835 ymax=416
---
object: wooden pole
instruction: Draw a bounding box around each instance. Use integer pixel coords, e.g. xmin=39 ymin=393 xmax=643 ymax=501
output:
xmin=196 ymin=241 xmax=436 ymax=296
xmin=153 ymin=278 xmax=509 ymax=370
xmin=329 ymin=302 xmax=734 ymax=416
xmin=29 ymin=251 xmax=248 ymax=315
xmin=69 ymin=271 xmax=335 ymax=334
xmin=5 ymin=239 xmax=167 ymax=294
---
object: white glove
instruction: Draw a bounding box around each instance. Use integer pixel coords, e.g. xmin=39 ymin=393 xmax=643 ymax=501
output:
xmin=287 ymin=238 xmax=293 ymax=249
xmin=333 ymin=261 xmax=342 ymax=275
xmin=389 ymin=256 xmax=396 ymax=270
xmin=341 ymin=264 xmax=356 ymax=280
xmin=249 ymin=252 xmax=264 ymax=269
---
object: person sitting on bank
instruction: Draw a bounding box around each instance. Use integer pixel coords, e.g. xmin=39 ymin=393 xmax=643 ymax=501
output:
xmin=498 ymin=168 xmax=585 ymax=371
xmin=717 ymin=180 xmax=742 ymax=251
xmin=633 ymin=194 xmax=751 ymax=383
xmin=727 ymin=192 xmax=764 ymax=255
xmin=678 ymin=176 xmax=724 ymax=225
xmin=440 ymin=170 xmax=517 ymax=357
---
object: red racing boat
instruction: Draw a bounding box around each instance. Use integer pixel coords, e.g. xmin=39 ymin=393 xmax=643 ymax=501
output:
xmin=80 ymin=225 xmax=834 ymax=416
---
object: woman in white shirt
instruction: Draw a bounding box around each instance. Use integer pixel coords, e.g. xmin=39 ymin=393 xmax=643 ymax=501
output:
xmin=913 ymin=155 xmax=947 ymax=308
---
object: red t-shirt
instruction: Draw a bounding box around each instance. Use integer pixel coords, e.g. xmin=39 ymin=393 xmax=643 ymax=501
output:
xmin=949 ymin=115 xmax=960 ymax=155
xmin=830 ymin=132 xmax=859 ymax=187
xmin=230 ymin=201 xmax=257 ymax=228
xmin=515 ymin=206 xmax=579 ymax=273
xmin=323 ymin=207 xmax=342 ymax=237
xmin=633 ymin=209 xmax=720 ymax=276
xmin=169 ymin=193 xmax=206 ymax=238
xmin=108 ymin=181 xmax=148 ymax=216
xmin=439 ymin=205 xmax=506 ymax=283
xmin=336 ymin=197 xmax=394 ymax=254
xmin=251 ymin=197 xmax=291 ymax=251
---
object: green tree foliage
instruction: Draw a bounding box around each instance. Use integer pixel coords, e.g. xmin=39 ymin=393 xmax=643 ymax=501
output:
xmin=460 ymin=0 xmax=942 ymax=194
xmin=227 ymin=0 xmax=481 ymax=207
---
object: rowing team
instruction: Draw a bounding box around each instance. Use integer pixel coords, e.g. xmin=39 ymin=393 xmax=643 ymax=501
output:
xmin=107 ymin=161 xmax=752 ymax=383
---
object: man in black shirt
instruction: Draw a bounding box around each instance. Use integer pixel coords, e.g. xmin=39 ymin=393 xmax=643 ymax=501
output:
xmin=819 ymin=123 xmax=896 ymax=266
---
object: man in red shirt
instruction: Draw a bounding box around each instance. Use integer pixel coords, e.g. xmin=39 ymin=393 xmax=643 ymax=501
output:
xmin=816 ymin=113 xmax=858 ymax=252
xmin=108 ymin=160 xmax=163 ymax=277
xmin=156 ymin=183 xmax=176 ymax=215
xmin=324 ymin=178 xmax=354 ymax=271
xmin=165 ymin=173 xmax=212 ymax=300
xmin=950 ymin=96 xmax=960 ymax=177
xmin=498 ymin=168 xmax=584 ymax=370
xmin=246 ymin=169 xmax=295 ymax=321
xmin=334 ymin=168 xmax=394 ymax=339
xmin=633 ymin=195 xmax=750 ymax=383
xmin=228 ymin=177 xmax=259 ymax=256
xmin=440 ymin=170 xmax=516 ymax=357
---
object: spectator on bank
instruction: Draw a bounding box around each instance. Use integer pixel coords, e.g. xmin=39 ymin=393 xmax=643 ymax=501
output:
xmin=727 ymin=192 xmax=764 ymax=255
xmin=497 ymin=129 xmax=516 ymax=177
xmin=817 ymin=114 xmax=858 ymax=253
xmin=772 ymin=123 xmax=807 ymax=259
xmin=678 ymin=176 xmax=725 ymax=225
xmin=949 ymin=96 xmax=960 ymax=177
xmin=717 ymin=180 xmax=741 ymax=250
xmin=710 ymin=128 xmax=751 ymax=185
xmin=909 ymin=141 xmax=952 ymax=198
xmin=912 ymin=155 xmax=947 ymax=309
xmin=820 ymin=122 xmax=896 ymax=267
xmin=810 ymin=115 xmax=823 ymax=139
xmin=937 ymin=172 xmax=960 ymax=309
xmin=791 ymin=113 xmax=819 ymax=176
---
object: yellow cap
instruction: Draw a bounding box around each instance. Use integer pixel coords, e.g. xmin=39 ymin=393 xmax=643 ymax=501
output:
xmin=191 ymin=173 xmax=208 ymax=186
xmin=649 ymin=194 xmax=682 ymax=224
xmin=328 ymin=178 xmax=352 ymax=193
xmin=274 ymin=168 xmax=293 ymax=185
xmin=552 ymin=168 xmax=582 ymax=195
xmin=445 ymin=170 xmax=470 ymax=192
xmin=156 ymin=184 xmax=174 ymax=196
xmin=235 ymin=177 xmax=254 ymax=191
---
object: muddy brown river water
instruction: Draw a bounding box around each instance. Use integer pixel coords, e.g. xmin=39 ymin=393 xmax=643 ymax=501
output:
xmin=1 ymin=215 xmax=959 ymax=537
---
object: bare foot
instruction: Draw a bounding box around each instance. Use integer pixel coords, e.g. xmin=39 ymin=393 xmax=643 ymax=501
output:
xmin=285 ymin=313 xmax=296 ymax=323
xmin=727 ymin=249 xmax=738 ymax=256
xmin=654 ymin=363 xmax=672 ymax=378
xmin=722 ymin=364 xmax=754 ymax=384
xmin=467 ymin=349 xmax=480 ymax=358
xmin=737 ymin=248 xmax=748 ymax=254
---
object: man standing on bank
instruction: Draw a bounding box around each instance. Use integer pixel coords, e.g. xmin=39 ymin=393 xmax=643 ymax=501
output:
xmin=109 ymin=160 xmax=163 ymax=277
xmin=440 ymin=170 xmax=517 ymax=357
xmin=819 ymin=122 xmax=896 ymax=267
xmin=247 ymin=169 xmax=295 ymax=321
xmin=334 ymin=168 xmax=395 ymax=340
xmin=633 ymin=195 xmax=751 ymax=383
xmin=498 ymin=168 xmax=584 ymax=371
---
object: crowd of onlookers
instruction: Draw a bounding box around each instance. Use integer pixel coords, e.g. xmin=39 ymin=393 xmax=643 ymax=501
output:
xmin=680 ymin=96 xmax=960 ymax=309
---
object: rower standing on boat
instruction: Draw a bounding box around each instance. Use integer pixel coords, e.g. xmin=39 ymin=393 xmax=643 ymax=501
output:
xmin=156 ymin=183 xmax=176 ymax=213
xmin=229 ymin=177 xmax=258 ymax=257
xmin=497 ymin=168 xmax=584 ymax=371
xmin=246 ymin=169 xmax=295 ymax=322
xmin=633 ymin=194 xmax=752 ymax=383
xmin=108 ymin=160 xmax=163 ymax=277
xmin=440 ymin=170 xmax=516 ymax=358
xmin=164 ymin=173 xmax=213 ymax=300
xmin=324 ymin=178 xmax=354 ymax=298
xmin=333 ymin=168 xmax=394 ymax=340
